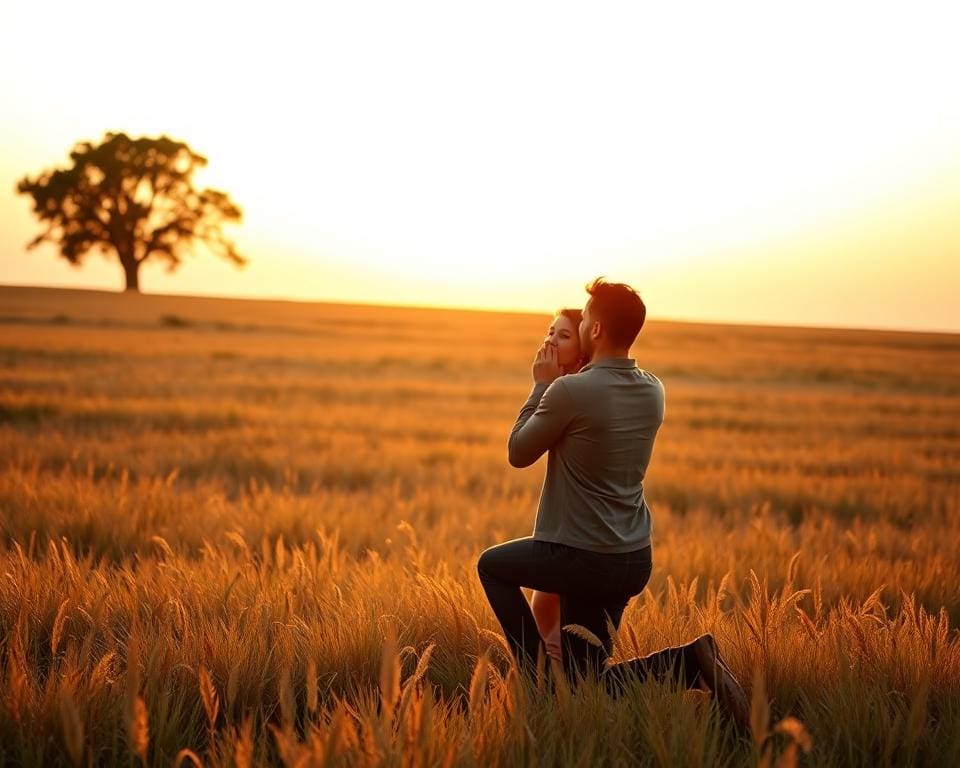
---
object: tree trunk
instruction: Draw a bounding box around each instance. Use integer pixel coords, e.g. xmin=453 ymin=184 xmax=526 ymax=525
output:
xmin=121 ymin=257 xmax=140 ymax=292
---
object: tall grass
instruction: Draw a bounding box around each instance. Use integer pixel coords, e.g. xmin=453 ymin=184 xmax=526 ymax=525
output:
xmin=1 ymin=287 xmax=958 ymax=765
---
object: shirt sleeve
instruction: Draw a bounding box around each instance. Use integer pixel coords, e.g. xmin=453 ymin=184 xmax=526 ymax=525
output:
xmin=507 ymin=379 xmax=576 ymax=468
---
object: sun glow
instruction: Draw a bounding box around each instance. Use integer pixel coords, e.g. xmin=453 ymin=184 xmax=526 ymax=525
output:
xmin=1 ymin=1 xmax=958 ymax=330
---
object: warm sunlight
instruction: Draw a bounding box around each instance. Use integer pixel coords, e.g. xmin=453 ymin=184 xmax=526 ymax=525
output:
xmin=1 ymin=1 xmax=958 ymax=330
xmin=2 ymin=5 xmax=960 ymax=762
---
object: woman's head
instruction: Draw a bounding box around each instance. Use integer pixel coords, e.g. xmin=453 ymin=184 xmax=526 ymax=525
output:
xmin=544 ymin=308 xmax=587 ymax=373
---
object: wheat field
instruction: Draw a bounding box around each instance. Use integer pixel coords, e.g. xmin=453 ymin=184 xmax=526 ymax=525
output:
xmin=1 ymin=285 xmax=958 ymax=767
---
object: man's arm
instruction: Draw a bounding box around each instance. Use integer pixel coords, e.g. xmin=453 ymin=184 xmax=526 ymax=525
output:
xmin=507 ymin=379 xmax=575 ymax=468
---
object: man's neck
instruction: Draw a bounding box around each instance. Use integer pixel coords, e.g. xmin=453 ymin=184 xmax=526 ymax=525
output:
xmin=588 ymin=348 xmax=632 ymax=365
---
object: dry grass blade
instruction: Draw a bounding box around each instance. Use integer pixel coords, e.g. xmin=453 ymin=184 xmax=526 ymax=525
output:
xmin=322 ymin=707 xmax=348 ymax=765
xmin=59 ymin=691 xmax=84 ymax=766
xmin=479 ymin=628 xmax=513 ymax=663
xmin=125 ymin=630 xmax=141 ymax=697
xmin=173 ymin=748 xmax=203 ymax=767
xmin=380 ymin=624 xmax=401 ymax=718
xmin=410 ymin=643 xmax=435 ymax=690
xmin=278 ymin=665 xmax=296 ymax=726
xmin=687 ymin=576 xmax=700 ymax=605
xmin=795 ymin=606 xmax=820 ymax=641
xmin=562 ymin=623 xmax=604 ymax=648
xmin=468 ymin=650 xmax=490 ymax=712
xmin=6 ymin=651 xmax=27 ymax=727
xmin=786 ymin=551 xmax=802 ymax=584
xmin=51 ymin=598 xmax=70 ymax=658
xmin=749 ymin=669 xmax=770 ymax=750
xmin=234 ymin=717 xmax=254 ymax=768
xmin=305 ymin=657 xmax=318 ymax=715
xmin=861 ymin=585 xmax=887 ymax=616
xmin=90 ymin=651 xmax=117 ymax=687
xmin=198 ymin=665 xmax=220 ymax=730
xmin=127 ymin=695 xmax=149 ymax=764
xmin=150 ymin=535 xmax=174 ymax=559
xmin=605 ymin=616 xmax=621 ymax=653
xmin=716 ymin=571 xmax=732 ymax=608
xmin=225 ymin=531 xmax=249 ymax=552
xmin=623 ymin=621 xmax=642 ymax=658
xmin=227 ymin=663 xmax=241 ymax=716
xmin=123 ymin=629 xmax=148 ymax=763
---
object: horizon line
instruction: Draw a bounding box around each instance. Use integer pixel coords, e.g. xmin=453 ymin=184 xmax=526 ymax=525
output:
xmin=2 ymin=280 xmax=958 ymax=338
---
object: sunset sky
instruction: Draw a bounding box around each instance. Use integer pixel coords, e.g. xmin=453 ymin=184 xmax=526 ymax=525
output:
xmin=1 ymin=1 xmax=958 ymax=332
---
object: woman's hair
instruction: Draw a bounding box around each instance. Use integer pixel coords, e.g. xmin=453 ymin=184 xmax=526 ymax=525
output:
xmin=559 ymin=307 xmax=583 ymax=329
xmin=557 ymin=307 xmax=588 ymax=372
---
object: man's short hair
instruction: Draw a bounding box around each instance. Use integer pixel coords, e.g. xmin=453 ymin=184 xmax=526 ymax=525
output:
xmin=585 ymin=277 xmax=646 ymax=348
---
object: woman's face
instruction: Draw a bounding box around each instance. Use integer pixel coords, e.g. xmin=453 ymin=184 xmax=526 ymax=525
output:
xmin=544 ymin=314 xmax=582 ymax=371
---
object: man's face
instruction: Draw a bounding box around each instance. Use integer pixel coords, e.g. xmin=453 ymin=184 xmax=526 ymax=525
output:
xmin=579 ymin=298 xmax=595 ymax=359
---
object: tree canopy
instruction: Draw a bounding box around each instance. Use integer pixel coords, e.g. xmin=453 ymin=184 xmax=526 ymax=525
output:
xmin=17 ymin=132 xmax=246 ymax=291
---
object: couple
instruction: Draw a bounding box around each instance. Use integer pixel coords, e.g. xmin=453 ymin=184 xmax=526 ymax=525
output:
xmin=477 ymin=277 xmax=749 ymax=729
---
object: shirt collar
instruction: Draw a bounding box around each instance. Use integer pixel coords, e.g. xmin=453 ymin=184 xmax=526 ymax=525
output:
xmin=580 ymin=357 xmax=636 ymax=371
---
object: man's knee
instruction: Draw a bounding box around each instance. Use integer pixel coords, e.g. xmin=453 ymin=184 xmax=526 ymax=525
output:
xmin=476 ymin=545 xmax=496 ymax=580
xmin=478 ymin=541 xmax=515 ymax=584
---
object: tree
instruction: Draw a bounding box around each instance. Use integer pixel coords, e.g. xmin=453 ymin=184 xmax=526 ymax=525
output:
xmin=17 ymin=132 xmax=246 ymax=292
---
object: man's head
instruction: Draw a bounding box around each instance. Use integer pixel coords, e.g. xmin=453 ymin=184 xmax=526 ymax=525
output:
xmin=578 ymin=277 xmax=646 ymax=359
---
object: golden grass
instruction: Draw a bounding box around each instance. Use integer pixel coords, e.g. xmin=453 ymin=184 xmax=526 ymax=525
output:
xmin=0 ymin=285 xmax=958 ymax=766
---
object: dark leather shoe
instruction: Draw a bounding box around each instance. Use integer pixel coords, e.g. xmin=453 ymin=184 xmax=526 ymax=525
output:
xmin=691 ymin=633 xmax=750 ymax=733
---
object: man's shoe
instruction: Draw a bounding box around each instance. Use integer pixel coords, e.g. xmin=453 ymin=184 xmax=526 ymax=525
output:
xmin=690 ymin=633 xmax=750 ymax=733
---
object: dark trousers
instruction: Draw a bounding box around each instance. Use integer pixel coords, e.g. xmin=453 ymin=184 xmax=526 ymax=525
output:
xmin=477 ymin=537 xmax=701 ymax=691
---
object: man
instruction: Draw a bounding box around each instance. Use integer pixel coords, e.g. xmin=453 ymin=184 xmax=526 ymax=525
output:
xmin=477 ymin=277 xmax=748 ymax=729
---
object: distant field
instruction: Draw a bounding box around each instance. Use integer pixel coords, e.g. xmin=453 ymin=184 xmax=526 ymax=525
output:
xmin=1 ymin=285 xmax=958 ymax=766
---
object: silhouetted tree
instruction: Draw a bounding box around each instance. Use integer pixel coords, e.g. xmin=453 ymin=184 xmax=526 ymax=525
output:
xmin=17 ymin=132 xmax=246 ymax=292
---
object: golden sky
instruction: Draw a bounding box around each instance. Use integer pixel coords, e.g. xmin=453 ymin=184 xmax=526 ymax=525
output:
xmin=1 ymin=1 xmax=958 ymax=332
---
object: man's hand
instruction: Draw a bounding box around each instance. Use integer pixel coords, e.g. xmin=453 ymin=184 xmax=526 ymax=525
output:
xmin=533 ymin=342 xmax=562 ymax=384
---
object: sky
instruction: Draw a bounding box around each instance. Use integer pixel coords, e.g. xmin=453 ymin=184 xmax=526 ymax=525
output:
xmin=1 ymin=1 xmax=958 ymax=332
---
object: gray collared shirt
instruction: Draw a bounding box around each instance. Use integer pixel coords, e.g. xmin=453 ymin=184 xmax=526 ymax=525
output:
xmin=508 ymin=358 xmax=665 ymax=553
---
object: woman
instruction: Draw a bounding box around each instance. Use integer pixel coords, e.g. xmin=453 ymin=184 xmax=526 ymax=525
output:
xmin=529 ymin=307 xmax=587 ymax=662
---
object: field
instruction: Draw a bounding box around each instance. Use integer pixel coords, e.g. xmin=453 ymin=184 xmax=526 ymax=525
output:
xmin=1 ymin=285 xmax=959 ymax=766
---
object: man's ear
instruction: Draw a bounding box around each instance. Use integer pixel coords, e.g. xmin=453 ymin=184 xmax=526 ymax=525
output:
xmin=590 ymin=320 xmax=602 ymax=340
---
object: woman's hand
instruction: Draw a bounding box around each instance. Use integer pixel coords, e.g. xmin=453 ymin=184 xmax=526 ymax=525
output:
xmin=533 ymin=342 xmax=563 ymax=384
